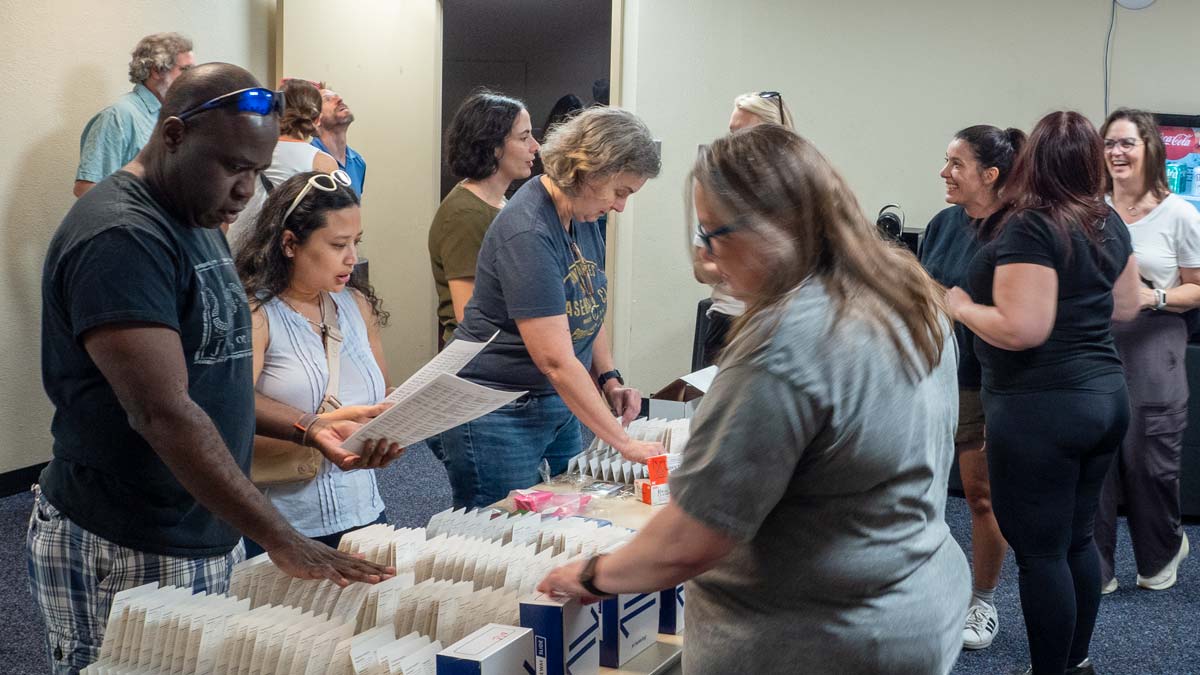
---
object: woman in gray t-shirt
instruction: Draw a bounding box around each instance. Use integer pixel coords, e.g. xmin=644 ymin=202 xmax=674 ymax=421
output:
xmin=539 ymin=125 xmax=970 ymax=674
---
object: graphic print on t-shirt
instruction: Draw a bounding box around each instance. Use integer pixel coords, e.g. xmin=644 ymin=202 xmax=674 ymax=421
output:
xmin=194 ymin=257 xmax=253 ymax=364
xmin=565 ymin=254 xmax=607 ymax=343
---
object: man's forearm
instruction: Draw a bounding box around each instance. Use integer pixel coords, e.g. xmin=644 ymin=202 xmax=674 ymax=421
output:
xmin=137 ymin=399 xmax=299 ymax=551
xmin=254 ymin=392 xmax=311 ymax=441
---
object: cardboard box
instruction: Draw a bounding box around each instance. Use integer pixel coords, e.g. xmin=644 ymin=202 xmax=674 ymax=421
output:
xmin=436 ymin=624 xmax=534 ymax=675
xmin=658 ymin=585 xmax=685 ymax=635
xmin=519 ymin=594 xmax=600 ymax=675
xmin=598 ymin=592 xmax=659 ymax=668
xmin=636 ymin=479 xmax=669 ymax=506
xmin=645 ymin=366 xmax=717 ymax=420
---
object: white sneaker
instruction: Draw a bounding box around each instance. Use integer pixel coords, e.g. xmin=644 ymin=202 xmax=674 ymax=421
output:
xmin=962 ymin=601 xmax=999 ymax=650
xmin=1101 ymin=576 xmax=1118 ymax=595
xmin=1137 ymin=532 xmax=1190 ymax=591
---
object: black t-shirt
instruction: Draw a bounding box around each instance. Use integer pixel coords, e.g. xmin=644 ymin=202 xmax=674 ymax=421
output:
xmin=966 ymin=209 xmax=1132 ymax=394
xmin=919 ymin=205 xmax=1002 ymax=390
xmin=39 ymin=171 xmax=255 ymax=557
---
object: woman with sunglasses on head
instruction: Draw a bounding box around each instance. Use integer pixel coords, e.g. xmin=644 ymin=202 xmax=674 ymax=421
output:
xmin=946 ymin=111 xmax=1142 ymax=675
xmin=429 ymin=91 xmax=539 ymax=349
xmin=235 ymin=170 xmax=400 ymax=557
xmin=692 ymin=90 xmax=795 ymax=367
xmin=1094 ymin=109 xmax=1199 ymax=595
xmin=436 ymin=107 xmax=663 ymax=509
xmin=227 ymin=78 xmax=337 ymax=250
xmin=920 ymin=124 xmax=1025 ymax=651
xmin=540 ymin=125 xmax=968 ymax=674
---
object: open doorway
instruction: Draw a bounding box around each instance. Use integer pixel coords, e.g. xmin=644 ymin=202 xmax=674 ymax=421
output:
xmin=440 ymin=0 xmax=612 ymax=200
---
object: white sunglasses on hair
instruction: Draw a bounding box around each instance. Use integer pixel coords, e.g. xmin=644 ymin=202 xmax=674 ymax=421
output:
xmin=283 ymin=169 xmax=352 ymax=223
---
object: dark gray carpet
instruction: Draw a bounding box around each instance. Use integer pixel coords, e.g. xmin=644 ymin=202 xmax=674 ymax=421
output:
xmin=1 ymin=443 xmax=1196 ymax=674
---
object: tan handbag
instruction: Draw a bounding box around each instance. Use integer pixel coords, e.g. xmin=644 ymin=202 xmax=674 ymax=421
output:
xmin=251 ymin=293 xmax=344 ymax=485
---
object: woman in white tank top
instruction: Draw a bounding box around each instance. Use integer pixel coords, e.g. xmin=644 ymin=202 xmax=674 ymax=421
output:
xmin=234 ymin=168 xmax=401 ymax=557
xmin=227 ymin=78 xmax=337 ymax=249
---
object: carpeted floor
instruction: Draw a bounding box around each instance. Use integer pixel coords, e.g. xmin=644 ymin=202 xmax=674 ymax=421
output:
xmin=0 ymin=443 xmax=1196 ymax=674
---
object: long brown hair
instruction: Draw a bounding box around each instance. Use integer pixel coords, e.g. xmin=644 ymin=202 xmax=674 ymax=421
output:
xmin=1100 ymin=108 xmax=1169 ymax=201
xmin=689 ymin=125 xmax=947 ymax=379
xmin=1002 ymin=111 xmax=1111 ymax=251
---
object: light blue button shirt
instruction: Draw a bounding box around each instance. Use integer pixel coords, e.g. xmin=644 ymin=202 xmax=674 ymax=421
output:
xmin=76 ymin=84 xmax=160 ymax=183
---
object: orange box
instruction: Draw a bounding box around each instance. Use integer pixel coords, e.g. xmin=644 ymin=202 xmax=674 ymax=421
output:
xmin=637 ymin=479 xmax=670 ymax=506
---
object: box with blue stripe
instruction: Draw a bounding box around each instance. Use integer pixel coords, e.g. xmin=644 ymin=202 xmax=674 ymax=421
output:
xmin=436 ymin=624 xmax=534 ymax=675
xmin=658 ymin=584 xmax=684 ymax=635
xmin=519 ymin=593 xmax=599 ymax=675
xmin=598 ymin=591 xmax=659 ymax=667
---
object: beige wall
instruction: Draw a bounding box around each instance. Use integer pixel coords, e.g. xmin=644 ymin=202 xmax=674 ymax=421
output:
xmin=277 ymin=0 xmax=442 ymax=383
xmin=611 ymin=0 xmax=1200 ymax=392
xmin=0 ymin=1 xmax=275 ymax=474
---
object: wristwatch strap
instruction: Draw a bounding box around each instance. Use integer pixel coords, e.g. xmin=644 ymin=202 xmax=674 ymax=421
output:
xmin=292 ymin=412 xmax=320 ymax=446
xmin=597 ymin=369 xmax=624 ymax=389
xmin=579 ymin=554 xmax=613 ymax=598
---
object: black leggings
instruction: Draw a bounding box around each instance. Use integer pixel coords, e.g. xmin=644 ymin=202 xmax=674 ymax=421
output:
xmin=983 ymin=374 xmax=1129 ymax=675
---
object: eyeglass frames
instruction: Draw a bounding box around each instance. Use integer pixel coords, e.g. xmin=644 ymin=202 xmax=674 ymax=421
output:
xmin=1103 ymin=137 xmax=1142 ymax=152
xmin=758 ymin=90 xmax=785 ymax=123
xmin=283 ymin=170 xmax=352 ymax=224
xmin=696 ymin=222 xmax=738 ymax=255
xmin=177 ymin=87 xmax=286 ymax=121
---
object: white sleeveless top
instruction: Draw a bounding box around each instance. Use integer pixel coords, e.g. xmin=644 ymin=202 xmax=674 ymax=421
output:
xmin=256 ymin=288 xmax=386 ymax=536
xmin=227 ymin=140 xmax=331 ymax=251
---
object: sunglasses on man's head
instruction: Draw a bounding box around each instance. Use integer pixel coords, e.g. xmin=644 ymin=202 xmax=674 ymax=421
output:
xmin=177 ymin=87 xmax=286 ymax=121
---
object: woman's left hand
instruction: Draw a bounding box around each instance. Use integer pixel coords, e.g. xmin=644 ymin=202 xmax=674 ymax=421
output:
xmin=537 ymin=559 xmax=604 ymax=604
xmin=945 ymin=286 xmax=973 ymax=320
xmin=603 ymin=384 xmax=643 ymax=425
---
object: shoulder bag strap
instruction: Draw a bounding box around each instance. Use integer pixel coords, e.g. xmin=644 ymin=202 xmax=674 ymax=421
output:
xmin=317 ymin=292 xmax=344 ymax=413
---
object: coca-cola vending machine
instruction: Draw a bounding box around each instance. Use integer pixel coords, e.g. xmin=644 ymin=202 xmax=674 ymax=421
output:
xmin=1155 ymin=113 xmax=1200 ymax=213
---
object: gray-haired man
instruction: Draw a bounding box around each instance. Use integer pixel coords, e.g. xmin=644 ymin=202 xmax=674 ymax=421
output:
xmin=73 ymin=32 xmax=195 ymax=197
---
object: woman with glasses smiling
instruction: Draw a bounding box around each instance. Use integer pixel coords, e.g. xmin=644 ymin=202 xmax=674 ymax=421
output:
xmin=436 ymin=107 xmax=663 ymax=508
xmin=235 ymin=170 xmax=401 ymax=557
xmin=540 ymin=125 xmax=968 ymax=674
xmin=1094 ymin=109 xmax=1200 ymax=595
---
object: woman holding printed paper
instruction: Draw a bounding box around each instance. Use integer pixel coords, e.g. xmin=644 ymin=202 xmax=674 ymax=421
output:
xmin=438 ymin=107 xmax=665 ymax=508
xmin=539 ymin=126 xmax=969 ymax=674
xmin=235 ymin=170 xmax=402 ymax=557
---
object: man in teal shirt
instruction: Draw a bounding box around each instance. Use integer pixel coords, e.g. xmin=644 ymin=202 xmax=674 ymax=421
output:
xmin=73 ymin=32 xmax=195 ymax=198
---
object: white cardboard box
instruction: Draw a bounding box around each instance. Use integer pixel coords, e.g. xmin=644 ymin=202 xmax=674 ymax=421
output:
xmin=598 ymin=592 xmax=659 ymax=668
xmin=646 ymin=366 xmax=716 ymax=420
xmin=436 ymin=624 xmax=534 ymax=675
xmin=519 ymin=594 xmax=600 ymax=675
xmin=658 ymin=585 xmax=685 ymax=635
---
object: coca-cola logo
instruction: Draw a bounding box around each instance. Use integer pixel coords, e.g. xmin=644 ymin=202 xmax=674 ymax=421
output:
xmin=1161 ymin=127 xmax=1198 ymax=160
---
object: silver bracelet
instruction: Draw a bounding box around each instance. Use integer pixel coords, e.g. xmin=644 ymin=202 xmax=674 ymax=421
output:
xmin=1154 ymin=288 xmax=1168 ymax=310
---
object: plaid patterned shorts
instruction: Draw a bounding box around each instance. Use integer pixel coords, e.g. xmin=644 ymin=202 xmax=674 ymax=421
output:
xmin=26 ymin=487 xmax=244 ymax=675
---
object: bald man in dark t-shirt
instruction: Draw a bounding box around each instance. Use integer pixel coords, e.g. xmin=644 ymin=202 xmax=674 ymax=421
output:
xmin=29 ymin=63 xmax=398 ymax=674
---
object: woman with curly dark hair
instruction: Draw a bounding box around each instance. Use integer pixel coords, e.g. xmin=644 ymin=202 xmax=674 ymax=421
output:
xmin=235 ymin=170 xmax=400 ymax=557
xmin=429 ymin=91 xmax=540 ymax=346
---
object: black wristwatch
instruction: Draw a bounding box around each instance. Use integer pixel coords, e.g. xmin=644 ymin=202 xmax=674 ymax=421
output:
xmin=597 ymin=369 xmax=624 ymax=389
xmin=579 ymin=554 xmax=614 ymax=598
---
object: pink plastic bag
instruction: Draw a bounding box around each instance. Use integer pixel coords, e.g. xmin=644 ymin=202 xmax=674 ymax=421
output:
xmin=510 ymin=489 xmax=592 ymax=517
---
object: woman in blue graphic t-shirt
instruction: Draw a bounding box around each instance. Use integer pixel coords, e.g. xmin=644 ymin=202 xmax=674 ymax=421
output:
xmin=438 ymin=107 xmax=664 ymax=508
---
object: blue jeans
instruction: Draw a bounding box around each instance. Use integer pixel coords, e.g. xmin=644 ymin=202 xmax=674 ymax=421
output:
xmin=437 ymin=392 xmax=583 ymax=508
